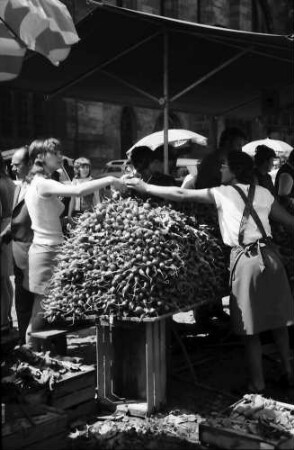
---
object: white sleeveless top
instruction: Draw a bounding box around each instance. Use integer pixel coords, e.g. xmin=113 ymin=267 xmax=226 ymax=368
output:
xmin=211 ymin=184 xmax=274 ymax=247
xmin=25 ymin=177 xmax=64 ymax=245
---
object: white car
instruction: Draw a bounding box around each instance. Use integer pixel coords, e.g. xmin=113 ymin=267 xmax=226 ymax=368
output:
xmin=175 ymin=158 xmax=199 ymax=184
xmin=100 ymin=159 xmax=129 ymax=178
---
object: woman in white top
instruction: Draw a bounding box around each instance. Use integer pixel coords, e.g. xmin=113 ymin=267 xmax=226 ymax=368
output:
xmin=24 ymin=138 xmax=122 ymax=349
xmin=126 ymin=152 xmax=294 ymax=393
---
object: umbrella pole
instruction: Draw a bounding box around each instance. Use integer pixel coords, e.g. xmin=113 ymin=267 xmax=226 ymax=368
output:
xmin=163 ymin=29 xmax=169 ymax=175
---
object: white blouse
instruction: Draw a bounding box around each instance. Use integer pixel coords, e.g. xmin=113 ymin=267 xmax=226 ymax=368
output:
xmin=25 ymin=177 xmax=64 ymax=246
xmin=211 ymin=184 xmax=275 ymax=247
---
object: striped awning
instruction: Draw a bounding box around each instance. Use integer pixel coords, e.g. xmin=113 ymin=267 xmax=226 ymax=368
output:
xmin=0 ymin=0 xmax=79 ymax=81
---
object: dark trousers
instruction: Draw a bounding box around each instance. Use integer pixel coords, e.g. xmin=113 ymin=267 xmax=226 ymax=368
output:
xmin=14 ymin=262 xmax=34 ymax=344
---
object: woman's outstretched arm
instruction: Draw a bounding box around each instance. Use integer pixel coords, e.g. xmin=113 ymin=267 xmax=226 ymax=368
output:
xmin=126 ymin=178 xmax=214 ymax=204
xmin=36 ymin=176 xmax=124 ymax=197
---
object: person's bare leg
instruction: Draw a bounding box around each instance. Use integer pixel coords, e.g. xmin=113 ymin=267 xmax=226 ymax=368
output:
xmin=26 ymin=294 xmax=45 ymax=350
xmin=243 ymin=334 xmax=265 ymax=391
xmin=272 ymin=326 xmax=293 ymax=383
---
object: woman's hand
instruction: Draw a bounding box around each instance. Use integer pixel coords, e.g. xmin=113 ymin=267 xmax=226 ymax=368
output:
xmin=125 ymin=178 xmax=147 ymax=193
xmin=111 ymin=177 xmax=127 ymax=192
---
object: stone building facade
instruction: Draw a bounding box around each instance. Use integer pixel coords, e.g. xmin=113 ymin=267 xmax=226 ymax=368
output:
xmin=0 ymin=0 xmax=293 ymax=173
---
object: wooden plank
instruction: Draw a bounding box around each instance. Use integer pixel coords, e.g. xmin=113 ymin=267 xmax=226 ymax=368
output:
xmin=153 ymin=321 xmax=161 ymax=409
xmin=159 ymin=319 xmax=167 ymax=407
xmin=109 ymin=324 xmax=115 ymax=397
xmin=52 ymin=386 xmax=95 ymax=409
xmin=30 ymin=330 xmax=68 ymax=355
xmin=55 ymin=303 xmax=203 ymax=328
xmin=165 ymin=317 xmax=172 ymax=383
xmin=96 ymin=302 xmax=200 ymax=325
xmin=104 ymin=325 xmax=112 ymax=397
xmin=2 ymin=410 xmax=67 ymax=450
xmin=199 ymin=424 xmax=276 ymax=450
xmin=145 ymin=322 xmax=155 ymax=415
xmin=22 ymin=389 xmax=48 ymax=406
xmin=52 ymin=366 xmax=95 ymax=398
xmin=30 ymin=329 xmax=67 ymax=339
xmin=95 ymin=324 xmax=99 ymax=398
xmin=54 ymin=365 xmax=95 ymax=385
xmin=96 ymin=326 xmax=106 ymax=398
xmin=23 ymin=432 xmax=68 ymax=450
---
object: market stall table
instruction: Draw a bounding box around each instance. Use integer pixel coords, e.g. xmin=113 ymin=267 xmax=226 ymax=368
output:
xmin=29 ymin=302 xmax=222 ymax=417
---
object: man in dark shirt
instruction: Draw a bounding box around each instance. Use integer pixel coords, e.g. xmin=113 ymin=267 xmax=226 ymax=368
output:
xmin=129 ymin=145 xmax=176 ymax=187
xmin=275 ymin=150 xmax=294 ymax=211
xmin=254 ymin=145 xmax=276 ymax=196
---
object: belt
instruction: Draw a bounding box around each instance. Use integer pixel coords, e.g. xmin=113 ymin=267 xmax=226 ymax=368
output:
xmin=229 ymin=237 xmax=272 ymax=287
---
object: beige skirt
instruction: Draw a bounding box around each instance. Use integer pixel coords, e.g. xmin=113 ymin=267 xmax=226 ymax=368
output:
xmin=24 ymin=243 xmax=59 ymax=295
xmin=230 ymin=244 xmax=294 ymax=335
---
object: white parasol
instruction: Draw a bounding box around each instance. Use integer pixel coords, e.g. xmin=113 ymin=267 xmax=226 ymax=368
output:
xmin=242 ymin=138 xmax=293 ymax=157
xmin=126 ymin=129 xmax=207 ymax=157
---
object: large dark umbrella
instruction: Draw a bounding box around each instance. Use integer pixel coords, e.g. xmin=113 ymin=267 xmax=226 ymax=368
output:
xmin=2 ymin=2 xmax=292 ymax=172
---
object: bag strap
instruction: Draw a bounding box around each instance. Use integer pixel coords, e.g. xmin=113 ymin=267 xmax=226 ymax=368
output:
xmin=232 ymin=184 xmax=268 ymax=245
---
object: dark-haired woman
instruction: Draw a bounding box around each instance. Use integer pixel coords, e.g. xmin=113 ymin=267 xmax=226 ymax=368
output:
xmin=24 ymin=139 xmax=123 ymax=349
xmin=275 ymin=149 xmax=294 ymax=213
xmin=254 ymin=145 xmax=277 ymax=196
xmin=126 ymin=152 xmax=294 ymax=392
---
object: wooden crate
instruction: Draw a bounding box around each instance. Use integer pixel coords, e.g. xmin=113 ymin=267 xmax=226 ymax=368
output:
xmin=49 ymin=364 xmax=96 ymax=410
xmin=30 ymin=329 xmax=68 ymax=355
xmin=199 ymin=398 xmax=294 ymax=449
xmin=2 ymin=406 xmax=68 ymax=450
xmin=96 ymin=316 xmax=167 ymax=416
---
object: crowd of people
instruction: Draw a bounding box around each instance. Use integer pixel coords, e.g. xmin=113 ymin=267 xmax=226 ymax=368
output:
xmin=127 ymin=147 xmax=294 ymax=394
xmin=1 ymin=128 xmax=294 ymax=395
xmin=0 ymin=138 xmax=121 ymax=350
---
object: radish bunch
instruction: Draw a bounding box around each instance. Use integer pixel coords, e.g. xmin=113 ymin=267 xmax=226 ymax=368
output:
xmin=42 ymin=194 xmax=228 ymax=324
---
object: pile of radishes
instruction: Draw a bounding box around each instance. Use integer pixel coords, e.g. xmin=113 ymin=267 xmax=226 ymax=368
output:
xmin=42 ymin=194 xmax=227 ymax=324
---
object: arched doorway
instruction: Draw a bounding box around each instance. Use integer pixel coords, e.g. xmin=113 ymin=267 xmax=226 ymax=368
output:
xmin=153 ymin=111 xmax=183 ymax=132
xmin=120 ymin=106 xmax=137 ymax=158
